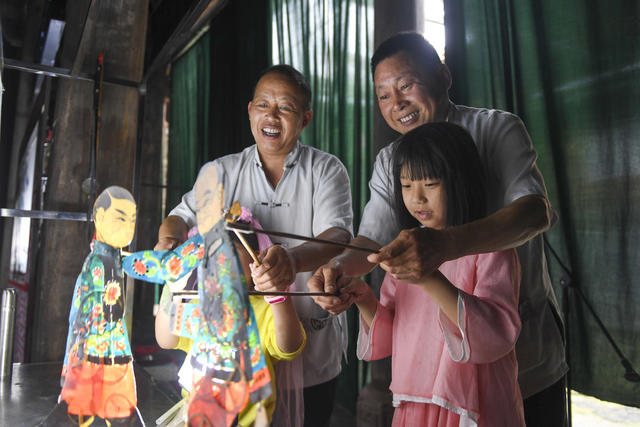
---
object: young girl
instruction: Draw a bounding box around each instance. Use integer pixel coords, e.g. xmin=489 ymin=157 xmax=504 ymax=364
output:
xmin=155 ymin=207 xmax=306 ymax=427
xmin=342 ymin=122 xmax=525 ymax=426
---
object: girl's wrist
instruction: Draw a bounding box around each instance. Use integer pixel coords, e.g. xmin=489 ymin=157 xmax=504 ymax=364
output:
xmin=264 ymin=287 xmax=289 ymax=304
xmin=355 ymin=288 xmax=377 ymax=311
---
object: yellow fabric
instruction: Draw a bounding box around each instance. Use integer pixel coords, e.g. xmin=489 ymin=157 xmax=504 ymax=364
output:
xmin=175 ymin=335 xmax=192 ymax=354
xmin=237 ymin=296 xmax=306 ymax=427
xmin=171 ymin=295 xmax=306 ymax=426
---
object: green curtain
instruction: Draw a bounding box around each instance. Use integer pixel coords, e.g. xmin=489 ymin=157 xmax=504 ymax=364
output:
xmin=269 ymin=0 xmax=375 ymax=415
xmin=445 ymin=0 xmax=640 ymax=406
xmin=167 ymin=0 xmax=269 ymax=207
xmin=269 ymin=0 xmax=374 ymax=224
xmin=168 ymin=32 xmax=210 ymax=210
xmin=208 ymin=0 xmax=269 ymax=160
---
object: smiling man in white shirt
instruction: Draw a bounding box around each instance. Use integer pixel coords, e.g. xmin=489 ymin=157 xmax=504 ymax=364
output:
xmin=156 ymin=65 xmax=353 ymax=427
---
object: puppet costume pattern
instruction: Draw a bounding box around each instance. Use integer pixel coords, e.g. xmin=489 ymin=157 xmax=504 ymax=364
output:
xmin=122 ymin=234 xmax=204 ymax=284
xmin=186 ymin=218 xmax=271 ymax=426
xmin=60 ymin=240 xmax=138 ymax=420
xmin=124 ymin=225 xmax=273 ymax=420
xmin=166 ymin=209 xmax=305 ymax=426
xmin=358 ymin=250 xmax=525 ymax=427
xmin=171 ymin=291 xmax=306 ymax=427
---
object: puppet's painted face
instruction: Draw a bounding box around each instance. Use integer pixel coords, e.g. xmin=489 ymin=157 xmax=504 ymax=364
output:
xmin=194 ymin=165 xmax=224 ymax=235
xmin=95 ymin=196 xmax=137 ymax=248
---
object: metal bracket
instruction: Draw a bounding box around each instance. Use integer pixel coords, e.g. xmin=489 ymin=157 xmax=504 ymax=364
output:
xmin=0 ymin=209 xmax=89 ymax=222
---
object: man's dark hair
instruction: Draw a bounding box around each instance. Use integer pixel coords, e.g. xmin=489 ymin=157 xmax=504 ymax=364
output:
xmin=371 ymin=32 xmax=447 ymax=100
xmin=254 ymin=64 xmax=312 ymax=110
xmin=392 ymin=122 xmax=487 ymax=229
xmin=371 ymin=32 xmax=442 ymax=76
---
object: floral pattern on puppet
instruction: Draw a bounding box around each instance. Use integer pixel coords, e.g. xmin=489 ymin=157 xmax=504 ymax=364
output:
xmin=121 ymin=233 xmax=204 ymax=284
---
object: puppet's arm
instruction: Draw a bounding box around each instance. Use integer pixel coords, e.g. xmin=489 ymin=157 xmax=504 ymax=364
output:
xmin=122 ymin=234 xmax=204 ymax=283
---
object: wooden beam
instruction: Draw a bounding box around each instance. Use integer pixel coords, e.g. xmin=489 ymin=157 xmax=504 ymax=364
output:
xmin=29 ymin=0 xmax=149 ymax=362
xmin=143 ymin=0 xmax=228 ymax=82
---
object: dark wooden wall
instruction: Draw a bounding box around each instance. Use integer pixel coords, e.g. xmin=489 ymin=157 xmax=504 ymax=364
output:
xmin=29 ymin=0 xmax=149 ymax=362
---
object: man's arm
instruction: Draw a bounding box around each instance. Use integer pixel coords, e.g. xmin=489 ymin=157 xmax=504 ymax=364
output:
xmin=252 ymin=226 xmax=352 ymax=292
xmin=155 ymin=215 xmax=189 ymax=250
xmin=370 ymin=194 xmax=551 ymax=282
xmin=253 ymin=152 xmax=354 ymax=291
xmin=451 ymin=194 xmax=551 ymax=255
xmin=290 ymin=227 xmax=353 ymax=272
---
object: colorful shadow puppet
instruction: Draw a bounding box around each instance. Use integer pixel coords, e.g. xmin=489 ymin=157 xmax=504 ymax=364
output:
xmin=186 ymin=165 xmax=271 ymax=426
xmin=44 ymin=186 xmax=142 ymax=426
xmin=122 ymin=233 xmax=204 ymax=341
xmin=120 ymin=200 xmax=272 ymax=426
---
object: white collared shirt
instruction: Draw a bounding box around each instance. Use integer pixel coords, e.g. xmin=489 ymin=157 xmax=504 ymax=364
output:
xmin=170 ymin=141 xmax=353 ymax=387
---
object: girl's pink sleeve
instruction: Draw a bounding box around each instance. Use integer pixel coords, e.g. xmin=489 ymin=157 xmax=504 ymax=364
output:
xmin=357 ymin=274 xmax=396 ymax=361
xmin=439 ymin=250 xmax=521 ymax=364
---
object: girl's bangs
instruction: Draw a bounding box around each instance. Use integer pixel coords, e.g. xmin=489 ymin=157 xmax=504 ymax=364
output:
xmin=396 ymin=143 xmax=444 ymax=181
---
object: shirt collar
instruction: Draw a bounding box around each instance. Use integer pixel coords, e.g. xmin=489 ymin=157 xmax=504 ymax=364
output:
xmin=284 ymin=141 xmax=301 ymax=168
xmin=444 ymin=100 xmax=457 ymax=123
xmin=252 ymin=140 xmax=302 ymax=169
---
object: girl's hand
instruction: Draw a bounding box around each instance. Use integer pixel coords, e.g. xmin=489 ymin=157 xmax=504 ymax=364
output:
xmin=308 ymin=262 xmax=353 ymax=315
xmin=339 ymin=278 xmax=374 ymax=304
xmin=340 ymin=278 xmax=378 ymax=327
xmin=251 ymin=245 xmax=296 ymax=292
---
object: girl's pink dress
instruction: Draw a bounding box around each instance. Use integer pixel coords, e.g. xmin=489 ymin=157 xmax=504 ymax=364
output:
xmin=358 ymin=250 xmax=525 ymax=427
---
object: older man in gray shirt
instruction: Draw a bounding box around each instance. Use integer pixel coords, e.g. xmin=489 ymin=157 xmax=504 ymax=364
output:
xmin=156 ymin=65 xmax=353 ymax=427
xmin=310 ymin=33 xmax=567 ymax=427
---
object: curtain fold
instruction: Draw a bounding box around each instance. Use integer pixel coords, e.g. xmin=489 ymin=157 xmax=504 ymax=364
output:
xmin=208 ymin=0 xmax=269 ymax=160
xmin=167 ymin=32 xmax=210 ymax=210
xmin=445 ymin=0 xmax=640 ymax=406
xmin=270 ymin=0 xmax=375 ymax=414
xmin=270 ymin=0 xmax=374 ymax=226
xmin=168 ymin=1 xmax=269 ymax=209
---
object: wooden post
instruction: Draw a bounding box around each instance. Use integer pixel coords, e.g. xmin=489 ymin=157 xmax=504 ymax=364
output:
xmin=29 ymin=0 xmax=148 ymax=362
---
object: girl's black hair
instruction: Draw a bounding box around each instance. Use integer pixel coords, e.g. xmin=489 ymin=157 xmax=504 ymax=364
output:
xmin=392 ymin=122 xmax=487 ymax=229
xmin=229 ymin=220 xmax=260 ymax=253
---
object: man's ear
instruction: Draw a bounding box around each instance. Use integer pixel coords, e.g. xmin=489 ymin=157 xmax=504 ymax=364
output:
xmin=302 ymin=109 xmax=313 ymax=129
xmin=248 ymin=101 xmax=252 ymax=116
